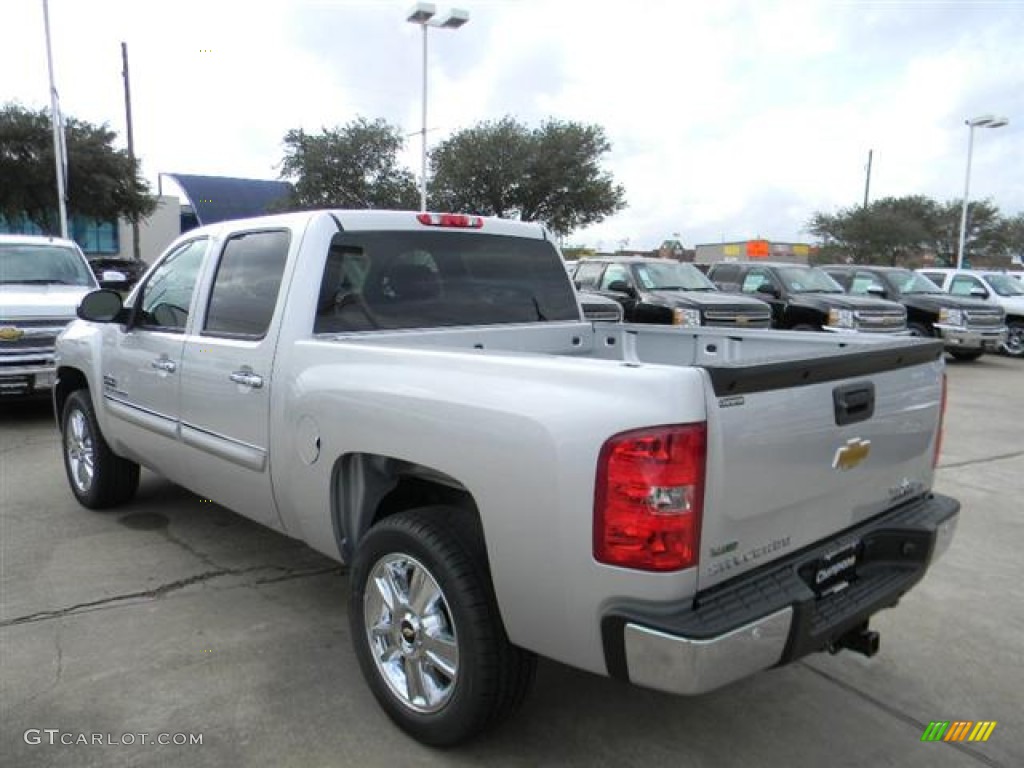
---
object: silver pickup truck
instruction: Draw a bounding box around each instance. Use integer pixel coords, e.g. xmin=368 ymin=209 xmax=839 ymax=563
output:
xmin=54 ymin=210 xmax=959 ymax=746
xmin=1 ymin=234 xmax=99 ymax=396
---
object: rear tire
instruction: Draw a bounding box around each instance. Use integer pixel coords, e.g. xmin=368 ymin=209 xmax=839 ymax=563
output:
xmin=60 ymin=389 xmax=140 ymax=509
xmin=349 ymin=506 xmax=536 ymax=746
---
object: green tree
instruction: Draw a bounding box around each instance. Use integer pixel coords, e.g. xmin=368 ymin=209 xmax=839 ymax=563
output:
xmin=1005 ymin=212 xmax=1024 ymax=263
xmin=277 ymin=117 xmax=418 ymax=210
xmin=808 ymin=195 xmax=1013 ymax=267
xmin=932 ymin=199 xmax=1011 ymax=268
xmin=429 ymin=116 xmax=626 ymax=237
xmin=0 ymin=103 xmax=155 ymax=232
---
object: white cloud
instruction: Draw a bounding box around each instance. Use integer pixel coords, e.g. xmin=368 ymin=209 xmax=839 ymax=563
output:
xmin=2 ymin=0 xmax=1021 ymax=250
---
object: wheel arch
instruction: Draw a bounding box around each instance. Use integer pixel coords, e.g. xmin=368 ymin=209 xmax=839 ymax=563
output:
xmin=54 ymin=366 xmax=90 ymax=423
xmin=330 ymin=452 xmax=480 ymax=563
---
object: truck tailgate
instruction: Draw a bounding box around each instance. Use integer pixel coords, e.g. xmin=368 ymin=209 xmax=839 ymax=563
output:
xmin=698 ymin=342 xmax=945 ymax=591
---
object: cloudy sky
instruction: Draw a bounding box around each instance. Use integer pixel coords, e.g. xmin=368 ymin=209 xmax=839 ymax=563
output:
xmin=3 ymin=0 xmax=1022 ymax=250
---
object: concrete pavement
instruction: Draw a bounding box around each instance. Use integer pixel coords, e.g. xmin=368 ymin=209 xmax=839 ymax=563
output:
xmin=1 ymin=355 xmax=1021 ymax=767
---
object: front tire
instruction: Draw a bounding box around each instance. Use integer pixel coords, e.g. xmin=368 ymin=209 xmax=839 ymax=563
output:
xmin=948 ymin=349 xmax=984 ymax=362
xmin=1002 ymin=322 xmax=1024 ymax=358
xmin=60 ymin=389 xmax=140 ymax=509
xmin=349 ymin=507 xmax=536 ymax=746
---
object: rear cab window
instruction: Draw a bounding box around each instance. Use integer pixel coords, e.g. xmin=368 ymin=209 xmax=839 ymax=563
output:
xmin=314 ymin=231 xmax=579 ymax=333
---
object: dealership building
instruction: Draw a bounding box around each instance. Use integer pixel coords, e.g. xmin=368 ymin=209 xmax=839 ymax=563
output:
xmin=694 ymin=240 xmax=817 ymax=265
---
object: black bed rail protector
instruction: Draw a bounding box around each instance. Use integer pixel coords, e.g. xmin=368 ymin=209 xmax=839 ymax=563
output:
xmin=705 ymin=339 xmax=943 ymax=396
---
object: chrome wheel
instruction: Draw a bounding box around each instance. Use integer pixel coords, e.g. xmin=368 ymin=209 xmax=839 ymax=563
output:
xmin=363 ymin=553 xmax=459 ymax=714
xmin=65 ymin=407 xmax=95 ymax=494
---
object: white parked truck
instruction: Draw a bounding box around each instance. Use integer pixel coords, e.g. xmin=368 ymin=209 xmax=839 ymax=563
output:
xmin=54 ymin=210 xmax=959 ymax=746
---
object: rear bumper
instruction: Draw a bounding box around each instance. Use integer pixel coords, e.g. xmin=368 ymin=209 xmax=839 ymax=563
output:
xmin=602 ymin=493 xmax=959 ymax=695
xmin=934 ymin=324 xmax=1007 ymax=350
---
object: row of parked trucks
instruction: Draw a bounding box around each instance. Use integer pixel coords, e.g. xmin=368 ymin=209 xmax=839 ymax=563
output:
xmin=571 ymin=256 xmax=1021 ymax=360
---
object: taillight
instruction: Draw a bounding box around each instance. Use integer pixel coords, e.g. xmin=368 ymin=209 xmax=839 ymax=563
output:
xmin=416 ymin=213 xmax=484 ymax=228
xmin=594 ymin=423 xmax=706 ymax=572
xmin=933 ymin=372 xmax=947 ymax=468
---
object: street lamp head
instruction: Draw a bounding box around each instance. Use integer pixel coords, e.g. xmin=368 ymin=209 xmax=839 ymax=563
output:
xmin=965 ymin=114 xmax=1011 ymax=128
xmin=434 ymin=8 xmax=470 ymax=28
xmin=407 ymin=2 xmax=436 ymax=24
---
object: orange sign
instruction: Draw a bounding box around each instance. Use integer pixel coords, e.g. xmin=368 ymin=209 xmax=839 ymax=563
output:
xmin=746 ymin=240 xmax=770 ymax=258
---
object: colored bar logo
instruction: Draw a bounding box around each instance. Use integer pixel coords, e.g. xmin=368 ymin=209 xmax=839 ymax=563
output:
xmin=921 ymin=721 xmax=997 ymax=742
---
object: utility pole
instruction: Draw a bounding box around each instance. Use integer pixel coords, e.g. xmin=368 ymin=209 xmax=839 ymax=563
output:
xmin=121 ymin=42 xmax=141 ymax=261
xmin=863 ymin=149 xmax=873 ymax=208
xmin=42 ymin=0 xmax=68 ymax=238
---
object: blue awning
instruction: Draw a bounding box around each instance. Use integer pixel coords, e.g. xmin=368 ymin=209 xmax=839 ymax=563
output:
xmin=162 ymin=174 xmax=293 ymax=226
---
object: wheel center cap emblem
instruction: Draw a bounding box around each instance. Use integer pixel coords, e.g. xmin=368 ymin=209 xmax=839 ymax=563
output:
xmin=400 ymin=621 xmax=416 ymax=643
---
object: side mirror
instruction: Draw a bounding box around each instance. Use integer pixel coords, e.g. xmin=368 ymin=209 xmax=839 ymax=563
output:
xmin=756 ymin=283 xmax=780 ymax=298
xmin=77 ymin=289 xmax=125 ymax=323
xmin=866 ymin=285 xmax=886 ymax=297
xmin=607 ymin=280 xmax=634 ymax=295
xmin=970 ymin=287 xmax=988 ymax=298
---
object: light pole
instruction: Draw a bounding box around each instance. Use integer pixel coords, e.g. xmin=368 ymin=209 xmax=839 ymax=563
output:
xmin=406 ymin=3 xmax=469 ymax=212
xmin=42 ymin=0 xmax=68 ymax=239
xmin=957 ymin=114 xmax=1008 ymax=269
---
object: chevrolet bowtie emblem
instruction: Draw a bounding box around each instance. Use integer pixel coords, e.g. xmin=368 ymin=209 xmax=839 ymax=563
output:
xmin=0 ymin=326 xmax=25 ymax=342
xmin=832 ymin=437 xmax=871 ymax=471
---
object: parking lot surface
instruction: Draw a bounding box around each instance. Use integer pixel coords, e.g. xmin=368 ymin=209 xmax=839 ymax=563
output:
xmin=1 ymin=355 xmax=1022 ymax=767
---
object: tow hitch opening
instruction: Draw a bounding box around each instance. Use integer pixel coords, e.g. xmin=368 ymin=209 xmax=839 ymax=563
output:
xmin=829 ymin=622 xmax=880 ymax=658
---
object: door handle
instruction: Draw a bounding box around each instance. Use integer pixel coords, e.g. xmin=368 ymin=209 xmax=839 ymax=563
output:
xmin=151 ymin=357 xmax=177 ymax=373
xmin=229 ymin=370 xmax=264 ymax=389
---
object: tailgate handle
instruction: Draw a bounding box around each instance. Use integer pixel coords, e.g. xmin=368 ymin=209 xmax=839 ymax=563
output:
xmin=833 ymin=382 xmax=875 ymax=426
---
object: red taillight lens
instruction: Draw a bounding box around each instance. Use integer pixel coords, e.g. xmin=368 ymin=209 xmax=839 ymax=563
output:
xmin=416 ymin=213 xmax=484 ymax=228
xmin=594 ymin=423 xmax=707 ymax=572
xmin=933 ymin=372 xmax=947 ymax=468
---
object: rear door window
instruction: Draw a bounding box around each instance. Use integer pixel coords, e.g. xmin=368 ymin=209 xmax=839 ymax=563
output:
xmin=203 ymin=230 xmax=290 ymax=339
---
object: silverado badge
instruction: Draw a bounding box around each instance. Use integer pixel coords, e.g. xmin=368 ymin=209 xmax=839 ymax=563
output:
xmin=832 ymin=437 xmax=871 ymax=471
xmin=0 ymin=326 xmax=25 ymax=342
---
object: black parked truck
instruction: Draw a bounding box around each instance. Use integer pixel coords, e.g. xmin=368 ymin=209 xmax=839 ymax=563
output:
xmin=707 ymin=261 xmax=908 ymax=334
xmin=822 ymin=265 xmax=1007 ymax=361
xmin=572 ymin=257 xmax=772 ymax=328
